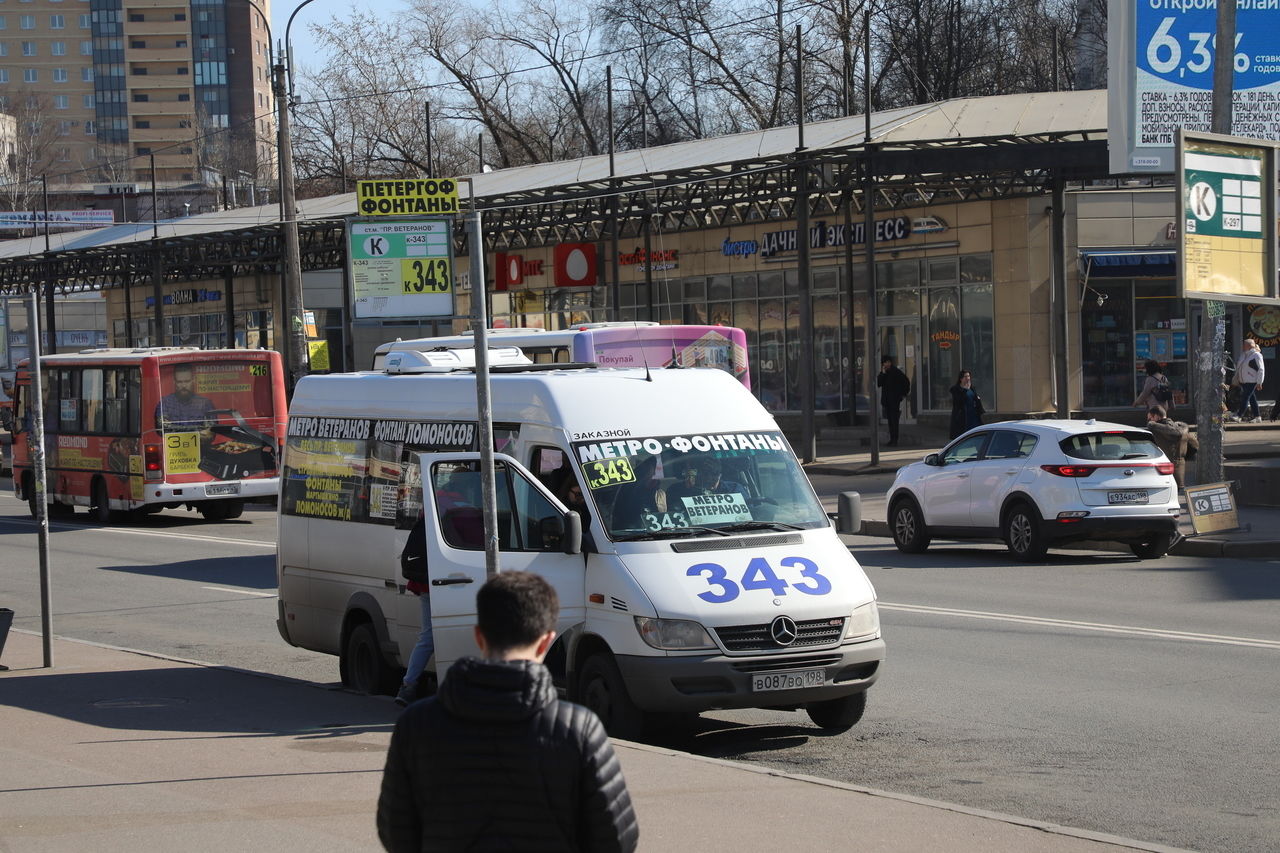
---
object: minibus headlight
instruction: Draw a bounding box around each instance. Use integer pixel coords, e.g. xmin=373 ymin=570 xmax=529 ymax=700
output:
xmin=634 ymin=616 xmax=716 ymax=650
xmin=845 ymin=601 xmax=880 ymax=640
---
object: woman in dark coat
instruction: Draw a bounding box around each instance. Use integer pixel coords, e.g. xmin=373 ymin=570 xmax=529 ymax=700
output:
xmin=949 ymin=369 xmax=984 ymax=439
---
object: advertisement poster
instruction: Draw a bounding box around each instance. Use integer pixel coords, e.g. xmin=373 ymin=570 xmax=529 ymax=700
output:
xmin=154 ymin=360 xmax=279 ymax=481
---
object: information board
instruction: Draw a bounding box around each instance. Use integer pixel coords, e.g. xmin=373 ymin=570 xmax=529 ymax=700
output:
xmin=1108 ymin=0 xmax=1280 ymax=174
xmin=348 ymin=220 xmax=454 ymax=319
xmin=1185 ymin=481 xmax=1240 ymax=535
xmin=1177 ymin=131 xmax=1278 ymax=305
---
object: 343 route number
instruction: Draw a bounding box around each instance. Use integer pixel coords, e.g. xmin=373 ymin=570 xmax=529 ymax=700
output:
xmin=687 ymin=556 xmax=832 ymax=603
xmin=400 ymin=258 xmax=451 ymax=294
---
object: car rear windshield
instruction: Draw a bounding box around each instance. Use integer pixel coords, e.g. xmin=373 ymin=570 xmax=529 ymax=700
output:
xmin=1059 ymin=431 xmax=1161 ymax=461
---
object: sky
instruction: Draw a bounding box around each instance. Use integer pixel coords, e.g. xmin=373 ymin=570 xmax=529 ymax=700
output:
xmin=270 ymin=0 xmax=408 ymax=82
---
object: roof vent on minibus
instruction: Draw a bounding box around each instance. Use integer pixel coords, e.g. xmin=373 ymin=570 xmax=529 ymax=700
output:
xmin=383 ymin=347 xmax=531 ymax=374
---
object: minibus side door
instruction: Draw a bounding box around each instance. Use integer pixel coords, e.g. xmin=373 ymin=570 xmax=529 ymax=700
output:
xmin=416 ymin=452 xmax=585 ymax=680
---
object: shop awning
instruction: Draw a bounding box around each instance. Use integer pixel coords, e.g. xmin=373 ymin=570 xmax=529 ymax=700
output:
xmin=1079 ymin=249 xmax=1177 ymax=278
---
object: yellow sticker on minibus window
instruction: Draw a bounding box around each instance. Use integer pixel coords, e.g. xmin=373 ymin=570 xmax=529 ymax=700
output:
xmin=581 ymin=457 xmax=635 ymax=489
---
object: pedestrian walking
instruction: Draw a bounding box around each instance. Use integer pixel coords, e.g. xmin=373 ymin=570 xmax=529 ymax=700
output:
xmin=876 ymin=356 xmax=911 ymax=446
xmin=377 ymin=570 xmax=639 ymax=853
xmin=948 ymin=369 xmax=985 ymax=439
xmin=1145 ymin=405 xmax=1197 ymax=492
xmin=1133 ymin=359 xmax=1174 ymax=412
xmin=1229 ymin=339 xmax=1265 ymax=423
xmin=394 ymin=511 xmax=434 ymax=707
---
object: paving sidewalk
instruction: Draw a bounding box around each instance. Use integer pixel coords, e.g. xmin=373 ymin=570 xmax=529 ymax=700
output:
xmin=805 ymin=422 xmax=1280 ymax=559
xmin=0 ymin=631 xmax=1186 ymax=853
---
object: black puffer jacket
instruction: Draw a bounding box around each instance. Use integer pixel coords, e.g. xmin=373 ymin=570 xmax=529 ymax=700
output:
xmin=377 ymin=656 xmax=639 ymax=853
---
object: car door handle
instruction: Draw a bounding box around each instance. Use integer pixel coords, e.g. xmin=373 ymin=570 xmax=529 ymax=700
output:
xmin=1005 ymin=468 xmax=1020 ymax=475
xmin=432 ymin=577 xmax=475 ymax=586
xmin=956 ymin=473 xmax=969 ymax=479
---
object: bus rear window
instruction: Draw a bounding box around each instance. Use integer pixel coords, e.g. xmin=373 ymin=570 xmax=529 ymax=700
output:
xmin=1059 ymin=431 xmax=1161 ymax=461
xmin=155 ymin=360 xmax=276 ymax=431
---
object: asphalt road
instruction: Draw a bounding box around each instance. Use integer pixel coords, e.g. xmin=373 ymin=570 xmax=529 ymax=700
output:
xmin=2 ymin=476 xmax=1278 ymax=852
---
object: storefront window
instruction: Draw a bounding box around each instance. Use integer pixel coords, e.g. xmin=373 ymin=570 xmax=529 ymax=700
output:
xmin=708 ymin=275 xmax=731 ymax=301
xmin=758 ymin=298 xmax=786 ymax=411
xmin=1081 ymin=282 xmax=1135 ymax=407
xmin=877 ymin=288 xmax=920 ymax=317
xmin=960 ymin=254 xmax=993 ymax=283
xmin=926 ymin=286 xmax=961 ymax=410
xmin=813 ymin=294 xmax=841 ymax=409
xmin=758 ymin=271 xmax=784 ymax=297
xmin=961 ymin=283 xmax=994 ymax=408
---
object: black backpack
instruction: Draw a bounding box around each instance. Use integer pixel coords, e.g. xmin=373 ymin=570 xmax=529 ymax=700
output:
xmin=1153 ymin=376 xmax=1173 ymax=405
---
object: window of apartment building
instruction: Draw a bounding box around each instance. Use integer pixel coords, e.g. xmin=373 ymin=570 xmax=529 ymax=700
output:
xmin=130 ymin=66 xmax=146 ymax=74
xmin=21 ymin=40 xmax=33 ymax=54
xmin=53 ymin=67 xmax=66 ymax=81
xmin=22 ymin=68 xmax=35 ymax=82
xmin=57 ymin=120 xmax=69 ymax=135
xmin=177 ymin=92 xmax=189 ymax=101
xmin=177 ymin=118 xmax=189 ymax=127
xmin=79 ymin=13 xmax=89 ymax=27
xmin=174 ymin=12 xmax=185 ymax=20
xmin=84 ymin=119 xmax=94 ymax=134
xmin=131 ymin=92 xmax=147 ymax=101
xmin=127 ymin=13 xmax=142 ymax=22
xmin=202 ymin=90 xmax=217 ymax=101
xmin=129 ymin=40 xmax=144 ymax=49
xmin=80 ymin=66 xmax=92 ymax=80
xmin=54 ymin=94 xmax=67 ymax=108
xmin=81 ymin=93 xmax=92 ymax=108
xmin=19 ymin=14 xmax=33 ymax=28
xmin=136 ymin=146 xmax=150 ymax=154
xmin=57 ymin=147 xmax=69 ymax=161
xmin=179 ymin=146 xmax=191 ymax=154
xmin=134 ymin=119 xmax=148 ymax=128
xmin=0 ymin=43 xmax=7 ymax=56
xmin=175 ymin=39 xmax=185 ymax=47
xmin=50 ymin=13 xmax=64 ymax=27
xmin=176 ymin=65 xmax=187 ymax=74
xmin=79 ymin=40 xmax=90 ymax=55
xmin=0 ymin=16 xmax=7 ymax=29
xmin=0 ymin=70 xmax=7 ymax=83
xmin=51 ymin=40 xmax=65 ymax=55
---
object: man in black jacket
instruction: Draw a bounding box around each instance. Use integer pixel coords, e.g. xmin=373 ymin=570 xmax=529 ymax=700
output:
xmin=377 ymin=570 xmax=639 ymax=853
xmin=876 ymin=356 xmax=912 ymax=446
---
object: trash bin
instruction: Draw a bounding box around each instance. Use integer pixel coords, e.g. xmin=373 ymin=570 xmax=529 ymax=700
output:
xmin=0 ymin=607 xmax=12 ymax=671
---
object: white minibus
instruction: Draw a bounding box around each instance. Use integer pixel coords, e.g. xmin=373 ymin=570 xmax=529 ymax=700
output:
xmin=276 ymin=348 xmax=883 ymax=737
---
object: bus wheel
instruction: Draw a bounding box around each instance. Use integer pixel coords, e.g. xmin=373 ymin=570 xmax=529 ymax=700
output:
xmin=89 ymin=478 xmax=112 ymax=524
xmin=199 ymin=502 xmax=228 ymax=521
xmin=22 ymin=472 xmax=37 ymax=519
xmin=50 ymin=500 xmax=76 ymax=518
xmin=221 ymin=499 xmax=245 ymax=520
xmin=341 ymin=622 xmax=398 ymax=696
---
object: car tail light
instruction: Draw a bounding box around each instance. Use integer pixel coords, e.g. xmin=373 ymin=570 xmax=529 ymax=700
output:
xmin=1155 ymin=462 xmax=1175 ymax=475
xmin=144 ymin=443 xmax=163 ymax=481
xmin=1040 ymin=464 xmax=1096 ymax=477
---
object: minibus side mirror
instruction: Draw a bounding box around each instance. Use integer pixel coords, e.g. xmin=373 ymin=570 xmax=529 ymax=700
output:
xmin=562 ymin=510 xmax=583 ymax=555
xmin=536 ymin=511 xmax=583 ymax=555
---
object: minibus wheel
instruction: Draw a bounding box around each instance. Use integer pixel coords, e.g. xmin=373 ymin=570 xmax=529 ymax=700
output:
xmin=22 ymin=472 xmax=37 ymax=518
xmin=805 ymin=690 xmax=867 ymax=732
xmin=342 ymin=622 xmax=398 ymax=696
xmin=579 ymin=653 xmax=645 ymax=740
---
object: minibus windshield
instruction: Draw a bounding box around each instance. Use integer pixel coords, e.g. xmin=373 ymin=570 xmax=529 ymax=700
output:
xmin=571 ymin=430 xmax=828 ymax=541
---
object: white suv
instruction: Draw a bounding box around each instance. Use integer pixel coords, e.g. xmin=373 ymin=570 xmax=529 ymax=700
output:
xmin=886 ymin=419 xmax=1181 ymax=561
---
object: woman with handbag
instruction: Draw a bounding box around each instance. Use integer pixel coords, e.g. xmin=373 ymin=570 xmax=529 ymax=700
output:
xmin=949 ymin=369 xmax=985 ymax=439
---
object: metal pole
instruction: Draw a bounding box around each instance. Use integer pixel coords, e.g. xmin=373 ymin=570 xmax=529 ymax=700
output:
xmin=27 ymin=290 xmax=53 ymax=667
xmin=795 ymin=25 xmax=816 ymax=463
xmin=1198 ymin=0 xmax=1235 ymax=485
xmin=1051 ymin=176 xmax=1069 ymax=417
xmin=464 ymin=188 xmax=499 ymax=577
xmin=607 ymin=65 xmax=620 ymax=323
xmin=274 ymin=51 xmax=308 ymax=392
xmin=151 ymin=155 xmax=164 ymax=345
xmin=40 ymin=176 xmax=57 ymax=355
xmin=425 ymin=102 xmax=433 ymax=177
xmin=863 ymin=10 xmax=879 ymax=467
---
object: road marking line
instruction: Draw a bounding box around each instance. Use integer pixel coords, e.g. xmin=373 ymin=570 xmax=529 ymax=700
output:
xmin=202 ymin=586 xmax=276 ymax=598
xmin=0 ymin=516 xmax=274 ymax=550
xmin=881 ymin=602 xmax=1280 ymax=650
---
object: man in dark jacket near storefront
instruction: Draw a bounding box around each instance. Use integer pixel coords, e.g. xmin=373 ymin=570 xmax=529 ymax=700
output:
xmin=1146 ymin=405 xmax=1197 ymax=492
xmin=376 ymin=570 xmax=639 ymax=853
xmin=876 ymin=356 xmax=912 ymax=446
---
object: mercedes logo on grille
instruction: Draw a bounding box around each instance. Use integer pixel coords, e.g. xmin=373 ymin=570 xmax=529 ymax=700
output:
xmin=770 ymin=615 xmax=798 ymax=647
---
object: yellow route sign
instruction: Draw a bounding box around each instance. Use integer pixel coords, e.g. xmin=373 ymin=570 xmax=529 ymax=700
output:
xmin=356 ymin=178 xmax=460 ymax=216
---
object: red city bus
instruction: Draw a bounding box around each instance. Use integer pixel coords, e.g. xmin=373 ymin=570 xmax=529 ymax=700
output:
xmin=12 ymin=347 xmax=286 ymax=522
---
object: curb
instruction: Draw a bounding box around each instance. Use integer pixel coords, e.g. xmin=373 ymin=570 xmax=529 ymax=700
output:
xmin=855 ymin=521 xmax=1280 ymax=559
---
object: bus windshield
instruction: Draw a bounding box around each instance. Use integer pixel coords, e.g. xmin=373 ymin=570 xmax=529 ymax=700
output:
xmin=571 ymin=430 xmax=827 ymax=541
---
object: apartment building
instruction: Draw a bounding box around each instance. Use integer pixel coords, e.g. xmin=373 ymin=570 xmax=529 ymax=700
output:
xmin=0 ymin=0 xmax=273 ymax=203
